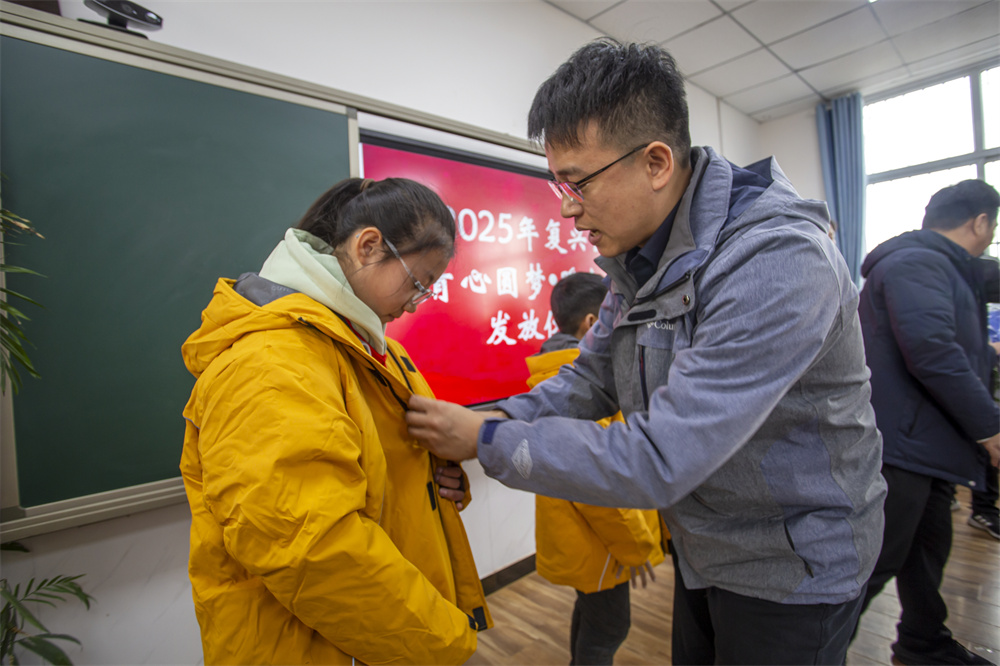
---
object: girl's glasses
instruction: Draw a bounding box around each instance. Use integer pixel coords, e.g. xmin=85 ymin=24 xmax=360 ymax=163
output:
xmin=383 ymin=238 xmax=434 ymax=306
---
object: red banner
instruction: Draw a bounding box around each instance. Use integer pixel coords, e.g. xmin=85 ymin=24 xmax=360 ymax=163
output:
xmin=362 ymin=143 xmax=603 ymax=405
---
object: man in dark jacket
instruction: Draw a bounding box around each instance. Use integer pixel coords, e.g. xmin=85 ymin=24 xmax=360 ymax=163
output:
xmin=858 ymin=179 xmax=1000 ymax=665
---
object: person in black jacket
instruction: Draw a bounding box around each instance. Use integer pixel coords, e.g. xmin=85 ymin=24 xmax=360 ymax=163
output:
xmin=857 ymin=179 xmax=1000 ymax=665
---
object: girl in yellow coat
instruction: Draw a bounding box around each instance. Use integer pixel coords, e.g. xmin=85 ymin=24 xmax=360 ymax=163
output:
xmin=180 ymin=177 xmax=491 ymax=665
xmin=526 ymin=273 xmax=664 ymax=666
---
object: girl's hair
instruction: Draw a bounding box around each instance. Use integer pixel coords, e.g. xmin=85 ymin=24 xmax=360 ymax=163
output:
xmin=296 ymin=177 xmax=456 ymax=259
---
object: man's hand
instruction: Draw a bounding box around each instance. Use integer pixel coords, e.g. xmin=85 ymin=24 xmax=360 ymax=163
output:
xmin=615 ymin=561 xmax=657 ymax=589
xmin=406 ymin=395 xmax=485 ymax=462
xmin=435 ymin=464 xmax=466 ymax=510
xmin=981 ymin=433 xmax=1000 ymax=467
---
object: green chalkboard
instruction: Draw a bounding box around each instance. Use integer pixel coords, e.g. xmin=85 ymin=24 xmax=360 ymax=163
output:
xmin=1 ymin=35 xmax=351 ymax=507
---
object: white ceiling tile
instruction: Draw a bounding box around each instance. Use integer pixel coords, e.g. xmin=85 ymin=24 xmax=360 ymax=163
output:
xmin=715 ymin=0 xmax=756 ymax=10
xmin=769 ymin=6 xmax=887 ymax=69
xmin=891 ymin=3 xmax=1000 ymax=63
xmin=832 ymin=66 xmax=913 ymax=99
xmin=749 ymin=94 xmax=821 ymax=122
xmin=869 ymin=0 xmax=984 ymax=36
xmin=688 ymin=47 xmax=791 ymax=96
xmin=723 ymin=73 xmax=815 ymax=113
xmin=904 ymin=35 xmax=1000 ymax=80
xmin=730 ymin=0 xmax=864 ymax=45
xmin=590 ymin=0 xmax=722 ymax=44
xmin=798 ymin=41 xmax=903 ymax=93
xmin=814 ymin=66 xmax=912 ymax=100
xmin=548 ymin=0 xmax=624 ymax=22
xmin=664 ymin=16 xmax=759 ymax=75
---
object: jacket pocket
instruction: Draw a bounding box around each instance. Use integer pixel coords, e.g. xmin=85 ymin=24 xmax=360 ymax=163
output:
xmin=783 ymin=522 xmax=815 ymax=578
xmin=636 ymin=321 xmax=677 ymax=409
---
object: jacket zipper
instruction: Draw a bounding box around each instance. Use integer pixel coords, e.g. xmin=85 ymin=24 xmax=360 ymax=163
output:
xmin=639 ymin=346 xmax=650 ymax=410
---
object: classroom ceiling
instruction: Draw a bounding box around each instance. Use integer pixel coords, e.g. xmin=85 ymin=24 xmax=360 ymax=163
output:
xmin=546 ymin=0 xmax=1000 ymax=122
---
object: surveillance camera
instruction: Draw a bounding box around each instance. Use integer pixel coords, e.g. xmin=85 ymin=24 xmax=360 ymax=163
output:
xmin=80 ymin=0 xmax=162 ymax=38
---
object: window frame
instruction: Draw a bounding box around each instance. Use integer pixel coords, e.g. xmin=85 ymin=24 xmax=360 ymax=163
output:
xmin=864 ymin=58 xmax=1000 ymax=256
xmin=865 ymin=58 xmax=1000 ymax=187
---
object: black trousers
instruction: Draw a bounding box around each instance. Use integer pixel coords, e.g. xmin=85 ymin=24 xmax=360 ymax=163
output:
xmin=861 ymin=464 xmax=955 ymax=654
xmin=669 ymin=547 xmax=865 ymax=665
xmin=971 ymin=463 xmax=999 ymax=518
xmin=570 ymin=582 xmax=631 ymax=665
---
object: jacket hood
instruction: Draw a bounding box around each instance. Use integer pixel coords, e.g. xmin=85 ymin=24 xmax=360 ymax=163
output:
xmin=260 ymin=228 xmax=387 ymax=354
xmin=861 ymin=229 xmax=971 ymax=279
xmin=526 ymin=346 xmax=580 ymax=390
xmin=182 ymin=275 xmax=365 ymax=378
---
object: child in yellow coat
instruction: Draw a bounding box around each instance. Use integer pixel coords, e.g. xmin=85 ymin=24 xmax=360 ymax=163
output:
xmin=527 ymin=272 xmax=665 ymax=665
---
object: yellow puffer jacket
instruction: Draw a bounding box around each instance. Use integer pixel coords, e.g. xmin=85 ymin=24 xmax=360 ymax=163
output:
xmin=180 ymin=277 xmax=491 ymax=665
xmin=526 ymin=347 xmax=665 ymax=594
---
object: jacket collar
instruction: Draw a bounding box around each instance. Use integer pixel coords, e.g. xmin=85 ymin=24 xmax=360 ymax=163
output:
xmin=597 ymin=146 xmax=727 ymax=306
xmin=861 ymin=229 xmax=976 ymax=281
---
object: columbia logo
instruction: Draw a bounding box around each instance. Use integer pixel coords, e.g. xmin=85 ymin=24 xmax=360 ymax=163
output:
xmin=647 ymin=320 xmax=674 ymax=330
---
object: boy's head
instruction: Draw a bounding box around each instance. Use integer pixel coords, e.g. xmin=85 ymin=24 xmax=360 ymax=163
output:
xmin=551 ymin=273 xmax=607 ymax=339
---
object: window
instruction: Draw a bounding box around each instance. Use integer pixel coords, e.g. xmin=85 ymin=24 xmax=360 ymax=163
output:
xmin=863 ymin=63 xmax=1000 ymax=256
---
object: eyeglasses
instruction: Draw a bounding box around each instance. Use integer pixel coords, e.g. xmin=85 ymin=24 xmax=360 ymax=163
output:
xmin=383 ymin=238 xmax=434 ymax=306
xmin=548 ymin=143 xmax=648 ymax=204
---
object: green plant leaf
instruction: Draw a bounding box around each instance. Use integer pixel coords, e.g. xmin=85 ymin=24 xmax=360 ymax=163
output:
xmin=31 ymin=633 xmax=80 ymax=646
xmin=0 ymin=266 xmax=44 ymax=278
xmin=1 ymin=363 xmax=23 ymax=396
xmin=16 ymin=635 xmax=72 ymax=665
xmin=0 ymin=332 xmax=39 ymax=371
xmin=0 ymin=589 xmax=48 ymax=634
xmin=0 ymin=321 xmax=30 ymax=346
xmin=0 ymin=288 xmax=43 ymax=307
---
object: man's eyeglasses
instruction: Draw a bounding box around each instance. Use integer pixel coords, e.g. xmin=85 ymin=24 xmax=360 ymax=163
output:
xmin=383 ymin=238 xmax=434 ymax=306
xmin=548 ymin=143 xmax=648 ymax=204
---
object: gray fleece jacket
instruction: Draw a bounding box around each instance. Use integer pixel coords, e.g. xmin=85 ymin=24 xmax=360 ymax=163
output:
xmin=481 ymin=146 xmax=886 ymax=605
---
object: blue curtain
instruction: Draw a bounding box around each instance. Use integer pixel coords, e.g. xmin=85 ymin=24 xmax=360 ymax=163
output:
xmin=816 ymin=92 xmax=865 ymax=284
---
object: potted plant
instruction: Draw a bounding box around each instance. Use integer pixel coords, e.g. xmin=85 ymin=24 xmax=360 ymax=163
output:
xmin=0 ymin=574 xmax=93 ymax=664
xmin=1 ymin=183 xmax=94 ymax=664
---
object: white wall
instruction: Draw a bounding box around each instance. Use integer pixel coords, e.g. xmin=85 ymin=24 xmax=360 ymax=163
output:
xmin=759 ymin=108 xmax=826 ymax=202
xmin=0 ymin=2 xmax=788 ymax=663
xmin=0 ymin=504 xmax=202 ymax=665
xmin=719 ymin=101 xmax=762 ymax=168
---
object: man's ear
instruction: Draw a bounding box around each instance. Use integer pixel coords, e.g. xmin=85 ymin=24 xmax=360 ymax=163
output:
xmin=972 ymin=213 xmax=994 ymax=237
xmin=644 ymin=142 xmax=674 ymax=192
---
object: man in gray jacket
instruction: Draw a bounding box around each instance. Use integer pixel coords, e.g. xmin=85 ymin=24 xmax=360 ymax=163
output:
xmin=407 ymin=38 xmax=886 ymax=664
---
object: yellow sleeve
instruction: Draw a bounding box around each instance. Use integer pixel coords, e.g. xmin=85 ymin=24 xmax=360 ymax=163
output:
xmin=198 ymin=338 xmax=476 ymax=665
xmin=572 ymin=503 xmax=659 ymax=568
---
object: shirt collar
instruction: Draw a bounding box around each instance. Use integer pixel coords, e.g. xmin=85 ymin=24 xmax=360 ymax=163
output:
xmin=625 ymin=203 xmax=680 ymax=288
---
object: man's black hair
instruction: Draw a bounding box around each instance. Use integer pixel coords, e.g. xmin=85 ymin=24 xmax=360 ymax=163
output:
xmin=527 ymin=38 xmax=691 ymax=168
xmin=922 ymin=179 xmax=1000 ymax=231
xmin=551 ymin=272 xmax=607 ymax=334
